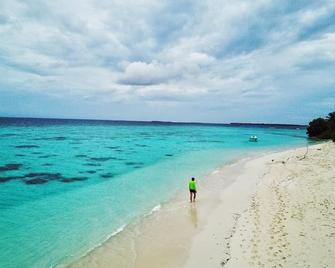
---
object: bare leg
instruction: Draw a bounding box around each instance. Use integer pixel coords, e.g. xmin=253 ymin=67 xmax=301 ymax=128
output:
xmin=190 ymin=191 xmax=192 ymax=202
xmin=193 ymin=192 xmax=196 ymax=202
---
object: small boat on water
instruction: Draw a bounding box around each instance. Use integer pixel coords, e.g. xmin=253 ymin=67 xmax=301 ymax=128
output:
xmin=249 ymin=135 xmax=258 ymax=142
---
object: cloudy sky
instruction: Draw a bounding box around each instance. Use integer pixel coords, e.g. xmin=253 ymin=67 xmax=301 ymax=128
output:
xmin=0 ymin=0 xmax=334 ymax=124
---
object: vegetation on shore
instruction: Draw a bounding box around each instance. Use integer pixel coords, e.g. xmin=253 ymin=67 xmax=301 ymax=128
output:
xmin=307 ymin=112 xmax=335 ymax=142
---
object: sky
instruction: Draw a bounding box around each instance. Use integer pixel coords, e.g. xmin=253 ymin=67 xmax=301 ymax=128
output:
xmin=0 ymin=0 xmax=334 ymax=124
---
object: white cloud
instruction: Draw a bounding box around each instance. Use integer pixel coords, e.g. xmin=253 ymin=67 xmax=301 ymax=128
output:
xmin=118 ymin=52 xmax=215 ymax=86
xmin=118 ymin=61 xmax=177 ymax=85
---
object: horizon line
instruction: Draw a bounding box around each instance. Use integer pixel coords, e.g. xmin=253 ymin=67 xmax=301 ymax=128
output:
xmin=0 ymin=116 xmax=307 ymax=127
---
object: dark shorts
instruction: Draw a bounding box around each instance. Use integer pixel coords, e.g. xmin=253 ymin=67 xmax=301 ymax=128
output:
xmin=189 ymin=189 xmax=197 ymax=193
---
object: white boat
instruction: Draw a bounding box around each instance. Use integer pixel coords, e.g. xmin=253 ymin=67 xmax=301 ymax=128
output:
xmin=249 ymin=135 xmax=258 ymax=142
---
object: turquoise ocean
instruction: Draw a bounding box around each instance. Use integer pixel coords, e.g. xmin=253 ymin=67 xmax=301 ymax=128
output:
xmin=0 ymin=118 xmax=308 ymax=267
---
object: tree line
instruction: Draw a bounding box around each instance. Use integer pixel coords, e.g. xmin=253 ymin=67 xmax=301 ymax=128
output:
xmin=307 ymin=111 xmax=335 ymax=142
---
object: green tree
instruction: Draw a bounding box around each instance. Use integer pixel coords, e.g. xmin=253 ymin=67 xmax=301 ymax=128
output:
xmin=327 ymin=112 xmax=335 ymax=131
xmin=307 ymin=118 xmax=328 ymax=137
xmin=307 ymin=111 xmax=335 ymax=141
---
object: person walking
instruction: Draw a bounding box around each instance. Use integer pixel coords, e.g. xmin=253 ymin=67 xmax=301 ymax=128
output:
xmin=189 ymin=177 xmax=197 ymax=202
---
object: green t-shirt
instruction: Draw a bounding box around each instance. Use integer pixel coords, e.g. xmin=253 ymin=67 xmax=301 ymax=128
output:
xmin=189 ymin=180 xmax=196 ymax=190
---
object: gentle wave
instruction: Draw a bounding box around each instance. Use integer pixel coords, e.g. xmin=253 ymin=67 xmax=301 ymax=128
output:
xmin=62 ymin=204 xmax=164 ymax=267
xmin=149 ymin=204 xmax=162 ymax=214
xmin=57 ymin=224 xmax=127 ymax=268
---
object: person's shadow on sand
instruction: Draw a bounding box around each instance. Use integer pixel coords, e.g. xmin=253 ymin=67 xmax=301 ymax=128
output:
xmin=189 ymin=203 xmax=198 ymax=228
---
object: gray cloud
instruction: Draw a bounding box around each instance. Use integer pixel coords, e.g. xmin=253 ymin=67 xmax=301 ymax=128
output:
xmin=0 ymin=0 xmax=335 ymax=123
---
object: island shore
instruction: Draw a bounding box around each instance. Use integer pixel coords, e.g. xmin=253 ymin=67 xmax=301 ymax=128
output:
xmin=68 ymin=142 xmax=335 ymax=268
xmin=185 ymin=141 xmax=335 ymax=268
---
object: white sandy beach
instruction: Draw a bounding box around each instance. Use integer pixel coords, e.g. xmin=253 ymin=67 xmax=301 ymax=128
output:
xmin=69 ymin=142 xmax=335 ymax=268
xmin=185 ymin=142 xmax=335 ymax=268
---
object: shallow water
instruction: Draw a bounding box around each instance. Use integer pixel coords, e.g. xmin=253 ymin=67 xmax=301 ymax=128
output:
xmin=0 ymin=118 xmax=307 ymax=267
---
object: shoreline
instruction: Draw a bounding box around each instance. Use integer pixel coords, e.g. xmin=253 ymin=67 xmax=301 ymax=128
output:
xmin=66 ymin=144 xmax=312 ymax=268
xmin=186 ymin=141 xmax=335 ymax=267
xmin=66 ymin=151 xmax=266 ymax=267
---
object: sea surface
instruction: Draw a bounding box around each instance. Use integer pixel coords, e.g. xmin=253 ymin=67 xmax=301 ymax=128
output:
xmin=0 ymin=118 xmax=308 ymax=268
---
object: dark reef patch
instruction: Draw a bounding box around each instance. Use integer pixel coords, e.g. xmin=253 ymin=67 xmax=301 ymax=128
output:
xmin=23 ymin=172 xmax=88 ymax=184
xmin=33 ymin=136 xmax=67 ymax=141
xmin=38 ymin=155 xmax=52 ymax=159
xmin=80 ymin=170 xmax=97 ymax=174
xmin=125 ymin=161 xmax=144 ymax=166
xmin=43 ymin=163 xmax=53 ymax=166
xmin=52 ymin=136 xmax=67 ymax=141
xmin=75 ymin=154 xmax=88 ymax=158
xmin=24 ymin=172 xmax=63 ymax=180
xmin=0 ymin=133 xmax=17 ymax=137
xmin=100 ymin=173 xmax=115 ymax=178
xmin=25 ymin=178 xmax=48 ymax=185
xmin=60 ymin=177 xmax=88 ymax=183
xmin=0 ymin=164 xmax=23 ymax=172
xmin=0 ymin=176 xmax=21 ymax=183
xmin=89 ymin=157 xmax=116 ymax=162
xmin=165 ymin=154 xmax=173 ymax=157
xmin=84 ymin=163 xmax=101 ymax=167
xmin=0 ymin=170 xmax=90 ymax=184
xmin=135 ymin=144 xmax=148 ymax=147
xmin=15 ymin=154 xmax=26 ymax=157
xmin=106 ymin=146 xmax=120 ymax=149
xmin=15 ymin=145 xmax=39 ymax=148
xmin=139 ymin=132 xmax=150 ymax=136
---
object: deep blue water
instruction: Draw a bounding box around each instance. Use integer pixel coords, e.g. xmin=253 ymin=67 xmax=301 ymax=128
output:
xmin=0 ymin=118 xmax=308 ymax=267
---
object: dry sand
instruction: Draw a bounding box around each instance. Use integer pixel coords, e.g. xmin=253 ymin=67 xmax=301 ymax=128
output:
xmin=69 ymin=142 xmax=335 ymax=268
xmin=186 ymin=142 xmax=335 ymax=268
